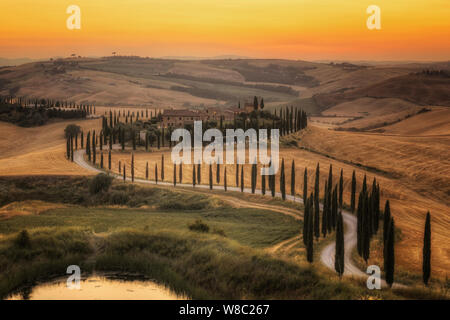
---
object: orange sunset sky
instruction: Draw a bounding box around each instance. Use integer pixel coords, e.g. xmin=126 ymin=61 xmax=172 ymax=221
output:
xmin=1 ymin=0 xmax=449 ymax=61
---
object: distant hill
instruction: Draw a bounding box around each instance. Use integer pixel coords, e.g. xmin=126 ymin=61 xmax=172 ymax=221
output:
xmin=314 ymin=72 xmax=450 ymax=109
xmin=0 ymin=58 xmax=36 ymax=67
xmin=0 ymin=56 xmax=448 ymax=111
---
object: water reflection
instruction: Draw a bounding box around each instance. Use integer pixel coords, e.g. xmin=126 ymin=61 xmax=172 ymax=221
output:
xmin=7 ymin=274 xmax=187 ymax=300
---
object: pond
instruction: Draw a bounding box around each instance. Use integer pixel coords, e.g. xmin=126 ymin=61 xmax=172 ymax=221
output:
xmin=7 ymin=274 xmax=187 ymax=300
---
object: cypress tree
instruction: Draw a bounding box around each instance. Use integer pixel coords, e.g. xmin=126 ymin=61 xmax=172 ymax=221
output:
xmin=385 ymin=218 xmax=395 ymax=287
xmin=303 ymin=167 xmax=307 ymax=203
xmin=251 ymin=163 xmax=256 ymax=194
xmin=209 ymin=164 xmax=213 ymax=190
xmin=131 ymin=153 xmax=134 ymax=182
xmin=146 ymin=162 xmax=149 ymax=179
xmin=383 ymin=200 xmax=391 ymax=243
xmin=351 ymin=170 xmax=356 ymax=213
xmin=192 ymin=165 xmax=196 ymax=187
xmin=235 ymin=164 xmax=239 ymax=186
xmin=123 ymin=164 xmax=126 ymax=182
xmin=100 ymin=152 xmax=104 ymax=169
xmin=335 ymin=211 xmax=345 ymax=277
xmin=314 ymin=163 xmax=320 ymax=239
xmin=197 ymin=163 xmax=201 ymax=184
xmin=327 ymin=164 xmax=332 ymax=197
xmin=322 ymin=181 xmax=328 ymax=237
xmin=362 ymin=174 xmax=367 ymax=194
xmin=224 ymin=167 xmax=227 ymax=191
xmin=216 ymin=163 xmax=220 ymax=184
xmin=339 ymin=169 xmax=343 ymax=209
xmin=423 ymin=212 xmax=431 ymax=286
xmin=99 ymin=131 xmax=103 ymax=151
xmin=261 ymin=171 xmax=266 ymax=195
xmin=241 ymin=166 xmax=244 ymax=192
xmin=179 ymin=163 xmax=183 ymax=183
xmin=155 ymin=164 xmax=158 ymax=184
xmin=70 ymin=136 xmax=74 ymax=162
xmin=173 ymin=163 xmax=177 ymax=186
xmin=81 ymin=131 xmax=84 ymax=148
xmin=303 ymin=194 xmax=309 ymax=245
xmin=270 ymin=169 xmax=275 ymax=197
xmin=291 ymin=160 xmax=296 ymax=197
xmin=119 ymin=161 xmax=121 ymax=174
xmin=280 ymin=159 xmax=286 ymax=200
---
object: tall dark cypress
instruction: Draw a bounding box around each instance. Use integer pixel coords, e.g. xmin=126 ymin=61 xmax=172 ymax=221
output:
xmin=155 ymin=163 xmax=158 ymax=184
xmin=192 ymin=164 xmax=196 ymax=187
xmin=131 ymin=153 xmax=134 ymax=182
xmin=240 ymin=166 xmax=244 ymax=192
xmin=385 ymin=218 xmax=395 ymax=287
xmin=303 ymin=194 xmax=310 ymax=245
xmin=173 ymin=163 xmax=177 ymax=186
xmin=146 ymin=161 xmax=148 ymax=179
xmin=423 ymin=212 xmax=431 ymax=286
xmin=123 ymin=164 xmax=126 ymax=182
xmin=322 ymin=181 xmax=328 ymax=237
xmin=251 ymin=163 xmax=256 ymax=194
xmin=197 ymin=163 xmax=201 ymax=184
xmin=280 ymin=159 xmax=286 ymax=200
xmin=270 ymin=169 xmax=275 ymax=197
xmin=261 ymin=171 xmax=266 ymax=195
xmin=351 ymin=170 xmax=356 ymax=213
xmin=303 ymin=167 xmax=307 ymax=203
xmin=314 ymin=163 xmax=320 ymax=239
xmin=339 ymin=169 xmax=343 ymax=209
xmin=100 ymin=152 xmax=103 ymax=168
xmin=179 ymin=163 xmax=183 ymax=183
xmin=327 ymin=164 xmax=333 ymax=197
xmin=224 ymin=167 xmax=227 ymax=191
xmin=362 ymin=174 xmax=367 ymax=194
xmin=216 ymin=163 xmax=220 ymax=184
xmin=335 ymin=211 xmax=345 ymax=277
xmin=383 ymin=200 xmax=391 ymax=243
xmin=291 ymin=160 xmax=296 ymax=197
xmin=209 ymin=164 xmax=213 ymax=190
xmin=235 ymin=164 xmax=239 ymax=186
xmin=108 ymin=149 xmax=112 ymax=170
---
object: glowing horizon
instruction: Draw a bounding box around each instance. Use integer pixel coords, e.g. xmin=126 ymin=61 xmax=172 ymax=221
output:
xmin=1 ymin=0 xmax=449 ymax=61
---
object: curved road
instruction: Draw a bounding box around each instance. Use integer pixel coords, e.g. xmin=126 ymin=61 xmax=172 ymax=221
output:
xmin=74 ymin=148 xmax=399 ymax=287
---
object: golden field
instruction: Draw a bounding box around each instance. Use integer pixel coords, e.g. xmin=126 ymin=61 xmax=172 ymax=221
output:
xmin=0 ymin=114 xmax=449 ymax=279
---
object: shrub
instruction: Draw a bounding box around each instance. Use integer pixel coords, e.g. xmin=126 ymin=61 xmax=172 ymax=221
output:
xmin=89 ymin=173 xmax=113 ymax=195
xmin=14 ymin=230 xmax=31 ymax=248
xmin=188 ymin=220 xmax=210 ymax=233
xmin=108 ymin=191 xmax=130 ymax=205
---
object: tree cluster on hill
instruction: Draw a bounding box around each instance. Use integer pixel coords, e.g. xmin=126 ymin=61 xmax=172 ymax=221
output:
xmin=0 ymin=95 xmax=90 ymax=127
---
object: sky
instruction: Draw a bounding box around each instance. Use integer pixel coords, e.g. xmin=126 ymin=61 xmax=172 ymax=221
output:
xmin=1 ymin=0 xmax=449 ymax=61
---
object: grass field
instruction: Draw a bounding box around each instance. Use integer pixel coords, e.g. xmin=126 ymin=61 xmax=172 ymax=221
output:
xmin=1 ymin=175 xmax=446 ymax=300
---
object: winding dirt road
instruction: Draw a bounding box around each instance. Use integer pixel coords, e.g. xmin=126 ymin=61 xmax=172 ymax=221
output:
xmin=74 ymin=148 xmax=390 ymax=285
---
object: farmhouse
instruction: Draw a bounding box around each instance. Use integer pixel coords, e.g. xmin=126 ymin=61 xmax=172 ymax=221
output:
xmin=161 ymin=109 xmax=200 ymax=128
